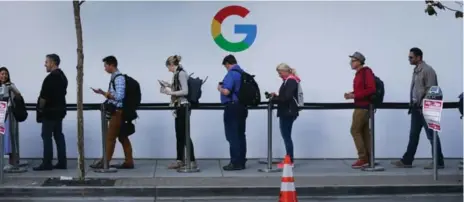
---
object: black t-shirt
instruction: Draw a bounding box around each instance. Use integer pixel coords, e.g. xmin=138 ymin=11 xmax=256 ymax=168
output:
xmin=39 ymin=68 xmax=68 ymax=120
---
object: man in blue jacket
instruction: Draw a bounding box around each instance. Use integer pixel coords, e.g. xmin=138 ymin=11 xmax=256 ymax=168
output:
xmin=217 ymin=55 xmax=248 ymax=171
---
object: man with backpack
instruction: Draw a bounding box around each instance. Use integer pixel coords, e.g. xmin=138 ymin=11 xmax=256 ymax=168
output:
xmin=90 ymin=56 xmax=136 ymax=169
xmin=344 ymin=52 xmax=377 ymax=169
xmin=218 ymin=55 xmax=251 ymax=171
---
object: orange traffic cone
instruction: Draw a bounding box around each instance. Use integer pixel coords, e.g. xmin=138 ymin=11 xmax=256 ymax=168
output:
xmin=279 ymin=155 xmax=297 ymax=202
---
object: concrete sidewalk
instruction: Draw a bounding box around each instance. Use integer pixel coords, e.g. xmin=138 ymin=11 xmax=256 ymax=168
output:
xmin=0 ymin=159 xmax=462 ymax=197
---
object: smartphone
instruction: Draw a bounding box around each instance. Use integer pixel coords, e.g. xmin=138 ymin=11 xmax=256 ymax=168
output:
xmin=219 ymin=82 xmax=223 ymax=85
xmin=158 ymin=80 xmax=166 ymax=87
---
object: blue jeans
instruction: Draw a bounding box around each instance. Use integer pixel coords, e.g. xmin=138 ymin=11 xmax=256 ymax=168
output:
xmin=402 ymin=108 xmax=444 ymax=165
xmin=223 ymin=103 xmax=248 ymax=166
xmin=279 ymin=116 xmax=296 ymax=162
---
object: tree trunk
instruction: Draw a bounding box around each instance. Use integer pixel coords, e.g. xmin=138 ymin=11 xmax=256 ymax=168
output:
xmin=73 ymin=0 xmax=85 ymax=181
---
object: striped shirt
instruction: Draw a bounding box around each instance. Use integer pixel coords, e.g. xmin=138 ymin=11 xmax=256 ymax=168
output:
xmin=107 ymin=71 xmax=125 ymax=108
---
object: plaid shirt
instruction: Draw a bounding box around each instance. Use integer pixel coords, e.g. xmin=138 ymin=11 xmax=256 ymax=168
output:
xmin=107 ymin=71 xmax=125 ymax=108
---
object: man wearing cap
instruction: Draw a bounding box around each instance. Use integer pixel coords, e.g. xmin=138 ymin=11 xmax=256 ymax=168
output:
xmin=344 ymin=51 xmax=376 ymax=169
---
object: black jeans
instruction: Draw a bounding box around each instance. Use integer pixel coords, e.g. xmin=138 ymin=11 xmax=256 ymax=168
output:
xmin=175 ymin=105 xmax=196 ymax=161
xmin=279 ymin=116 xmax=296 ymax=162
xmin=402 ymin=108 xmax=444 ymax=165
xmin=41 ymin=119 xmax=67 ymax=165
xmin=223 ymin=103 xmax=248 ymax=166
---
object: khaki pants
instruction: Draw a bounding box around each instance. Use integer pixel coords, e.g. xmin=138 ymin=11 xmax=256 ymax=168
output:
xmin=350 ymin=109 xmax=371 ymax=162
xmin=105 ymin=110 xmax=134 ymax=165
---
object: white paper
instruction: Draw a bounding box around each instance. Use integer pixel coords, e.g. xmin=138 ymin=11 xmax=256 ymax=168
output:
xmin=422 ymin=99 xmax=444 ymax=132
xmin=0 ymin=101 xmax=8 ymax=135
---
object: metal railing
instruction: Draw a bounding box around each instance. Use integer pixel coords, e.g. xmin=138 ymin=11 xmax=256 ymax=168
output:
xmin=0 ymin=101 xmax=458 ymax=183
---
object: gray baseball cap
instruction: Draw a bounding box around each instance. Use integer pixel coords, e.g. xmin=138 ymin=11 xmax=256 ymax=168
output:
xmin=349 ymin=52 xmax=366 ymax=63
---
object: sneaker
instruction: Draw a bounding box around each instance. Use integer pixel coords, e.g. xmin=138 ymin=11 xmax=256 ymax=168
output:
xmin=168 ymin=160 xmax=184 ymax=169
xmin=423 ymin=162 xmax=444 ymax=170
xmin=351 ymin=160 xmax=368 ymax=169
xmin=178 ymin=161 xmax=198 ymax=170
xmin=3 ymin=164 xmax=13 ymax=171
xmin=390 ymin=160 xmax=413 ymax=168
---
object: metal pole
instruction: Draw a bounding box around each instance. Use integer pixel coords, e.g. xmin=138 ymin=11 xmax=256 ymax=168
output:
xmin=4 ymin=107 xmax=26 ymax=173
xmin=258 ymin=99 xmax=281 ymax=172
xmin=15 ymin=119 xmax=28 ymax=167
xmin=178 ymin=104 xmax=200 ymax=173
xmin=433 ymin=131 xmax=438 ymax=181
xmin=0 ymin=126 xmax=4 ymax=184
xmin=362 ymin=104 xmax=384 ymax=172
xmin=95 ymin=104 xmax=117 ymax=173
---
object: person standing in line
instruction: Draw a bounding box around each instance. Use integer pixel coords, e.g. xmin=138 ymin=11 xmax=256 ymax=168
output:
xmin=391 ymin=47 xmax=445 ymax=169
xmin=34 ymin=54 xmax=68 ymax=171
xmin=218 ymin=54 xmax=248 ymax=171
xmin=344 ymin=52 xmax=376 ymax=169
xmin=159 ymin=55 xmax=198 ymax=170
xmin=90 ymin=56 xmax=134 ymax=169
xmin=0 ymin=67 xmax=22 ymax=171
xmin=270 ymin=63 xmax=300 ymax=167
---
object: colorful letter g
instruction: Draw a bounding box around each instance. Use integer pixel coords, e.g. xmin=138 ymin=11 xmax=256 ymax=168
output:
xmin=211 ymin=5 xmax=257 ymax=52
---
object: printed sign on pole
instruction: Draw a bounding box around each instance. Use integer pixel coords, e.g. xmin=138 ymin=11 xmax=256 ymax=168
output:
xmin=0 ymin=101 xmax=7 ymax=135
xmin=422 ymin=99 xmax=444 ymax=132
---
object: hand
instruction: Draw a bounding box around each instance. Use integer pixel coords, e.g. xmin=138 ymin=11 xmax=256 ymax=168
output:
xmin=160 ymin=86 xmax=172 ymax=95
xmin=91 ymin=88 xmax=105 ymax=95
xmin=270 ymin=92 xmax=277 ymax=97
xmin=160 ymin=80 xmax=170 ymax=87
xmin=217 ymin=84 xmax=223 ymax=92
xmin=344 ymin=92 xmax=354 ymax=100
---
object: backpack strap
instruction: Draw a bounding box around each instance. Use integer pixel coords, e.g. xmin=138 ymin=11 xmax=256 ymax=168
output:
xmin=109 ymin=74 xmax=124 ymax=91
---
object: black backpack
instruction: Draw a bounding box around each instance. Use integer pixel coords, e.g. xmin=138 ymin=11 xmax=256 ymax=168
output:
xmin=231 ymin=69 xmax=261 ymax=106
xmin=10 ymin=95 xmax=28 ymax=122
xmin=111 ymin=74 xmax=141 ymax=122
xmin=364 ymin=68 xmax=385 ymax=107
xmin=176 ymin=69 xmax=208 ymax=106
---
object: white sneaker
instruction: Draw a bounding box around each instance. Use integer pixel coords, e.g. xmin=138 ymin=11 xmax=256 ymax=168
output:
xmin=3 ymin=164 xmax=13 ymax=171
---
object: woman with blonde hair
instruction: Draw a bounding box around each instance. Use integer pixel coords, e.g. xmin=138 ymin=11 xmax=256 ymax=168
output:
xmin=270 ymin=63 xmax=302 ymax=167
xmin=159 ymin=55 xmax=198 ymax=170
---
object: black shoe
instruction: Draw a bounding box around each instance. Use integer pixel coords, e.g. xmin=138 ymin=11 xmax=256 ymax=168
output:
xmin=33 ymin=164 xmax=53 ymax=171
xmin=53 ymin=163 xmax=67 ymax=170
xmin=223 ymin=163 xmax=245 ymax=171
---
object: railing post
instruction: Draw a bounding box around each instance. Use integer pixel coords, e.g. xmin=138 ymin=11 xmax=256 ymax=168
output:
xmin=258 ymin=100 xmax=281 ymax=172
xmin=178 ymin=104 xmax=200 ymax=173
xmin=4 ymin=107 xmax=27 ymax=173
xmin=258 ymin=100 xmax=280 ymax=165
xmin=94 ymin=103 xmax=117 ymax=173
xmin=362 ymin=104 xmax=385 ymax=172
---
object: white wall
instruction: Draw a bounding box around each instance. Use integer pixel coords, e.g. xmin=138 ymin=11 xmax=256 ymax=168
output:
xmin=0 ymin=1 xmax=462 ymax=159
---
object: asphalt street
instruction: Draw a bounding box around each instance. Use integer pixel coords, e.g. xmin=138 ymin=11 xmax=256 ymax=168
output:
xmin=0 ymin=194 xmax=462 ymax=202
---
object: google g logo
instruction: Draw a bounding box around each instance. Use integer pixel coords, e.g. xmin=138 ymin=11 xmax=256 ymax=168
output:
xmin=211 ymin=5 xmax=257 ymax=52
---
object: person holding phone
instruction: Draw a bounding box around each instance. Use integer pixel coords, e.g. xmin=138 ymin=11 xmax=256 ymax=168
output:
xmin=160 ymin=55 xmax=198 ymax=170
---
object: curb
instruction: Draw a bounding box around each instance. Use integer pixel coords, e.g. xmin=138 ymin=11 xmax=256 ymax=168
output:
xmin=0 ymin=185 xmax=461 ymax=197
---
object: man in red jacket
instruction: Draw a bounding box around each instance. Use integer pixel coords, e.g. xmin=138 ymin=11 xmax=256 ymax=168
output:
xmin=344 ymin=52 xmax=376 ymax=169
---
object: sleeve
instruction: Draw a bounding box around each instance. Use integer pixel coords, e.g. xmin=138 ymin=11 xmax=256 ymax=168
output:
xmin=9 ymin=83 xmax=21 ymax=95
xmin=276 ymin=79 xmax=298 ymax=103
xmin=170 ymin=71 xmax=189 ymax=96
xmin=354 ymin=68 xmax=376 ymax=99
xmin=112 ymin=75 xmax=126 ymax=101
xmin=222 ymin=71 xmax=235 ymax=91
xmin=423 ymin=67 xmax=438 ymax=93
xmin=40 ymin=76 xmax=54 ymax=100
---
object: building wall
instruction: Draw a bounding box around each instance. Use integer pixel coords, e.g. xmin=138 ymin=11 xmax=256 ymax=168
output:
xmin=0 ymin=1 xmax=462 ymax=158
